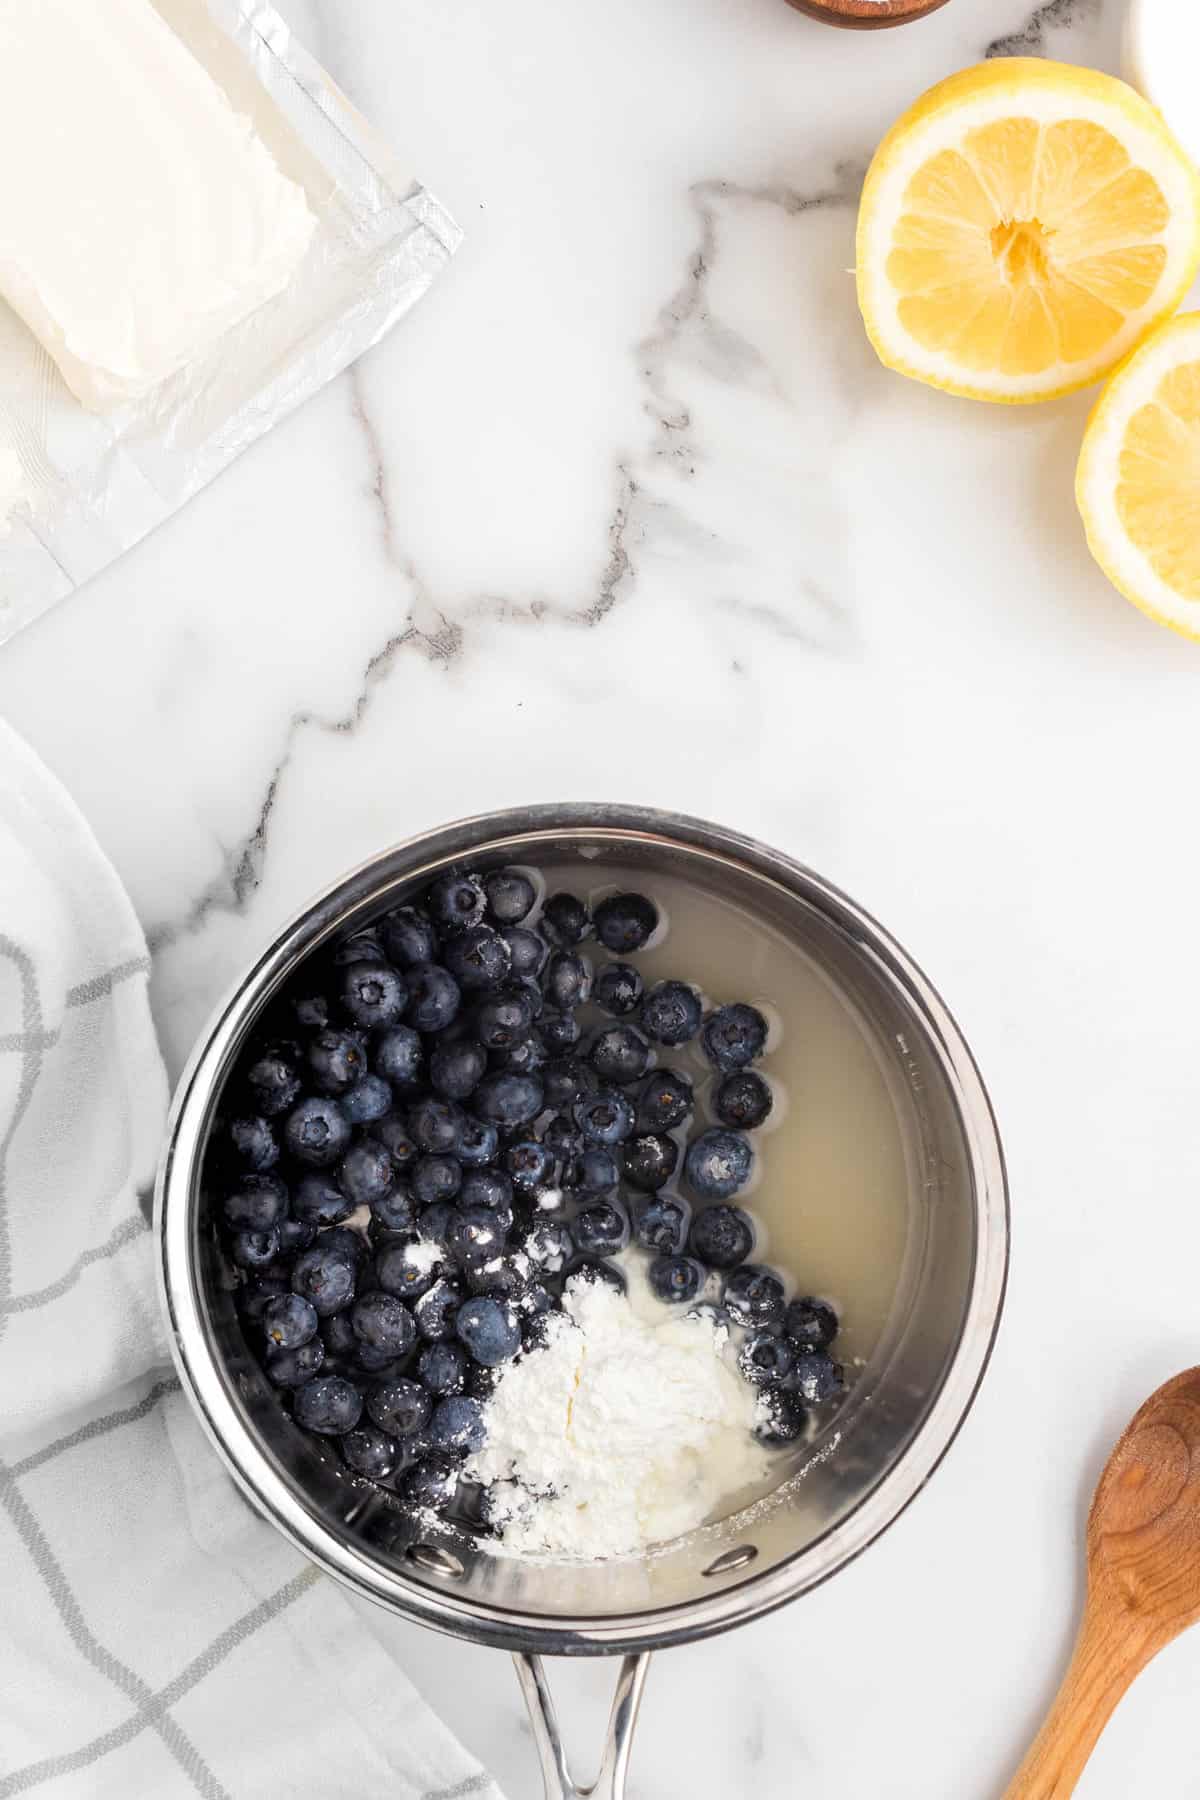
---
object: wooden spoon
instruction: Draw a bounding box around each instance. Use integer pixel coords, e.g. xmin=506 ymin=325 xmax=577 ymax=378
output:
xmin=1006 ymin=1368 xmax=1200 ymax=1798
xmin=781 ymin=0 xmax=953 ymax=29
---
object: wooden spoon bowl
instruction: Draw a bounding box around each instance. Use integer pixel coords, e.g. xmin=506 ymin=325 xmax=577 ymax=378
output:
xmin=782 ymin=0 xmax=954 ymax=28
xmin=1006 ymin=1368 xmax=1200 ymax=1797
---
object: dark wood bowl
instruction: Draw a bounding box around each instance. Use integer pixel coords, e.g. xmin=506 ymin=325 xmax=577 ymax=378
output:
xmin=783 ymin=0 xmax=953 ymax=27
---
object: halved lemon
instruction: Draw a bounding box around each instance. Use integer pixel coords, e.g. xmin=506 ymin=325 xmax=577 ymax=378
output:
xmin=1077 ymin=312 xmax=1200 ymax=637
xmin=856 ymin=58 xmax=1200 ymax=403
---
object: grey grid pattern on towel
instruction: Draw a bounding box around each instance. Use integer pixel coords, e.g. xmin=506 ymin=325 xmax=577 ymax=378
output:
xmin=0 ymin=716 xmax=502 ymax=1800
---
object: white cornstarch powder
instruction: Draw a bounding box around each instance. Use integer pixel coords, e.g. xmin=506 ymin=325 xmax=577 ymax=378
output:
xmin=465 ymin=1261 xmax=769 ymax=1559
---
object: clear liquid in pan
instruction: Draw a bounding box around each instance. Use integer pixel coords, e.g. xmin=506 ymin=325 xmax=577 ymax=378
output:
xmin=539 ymin=863 xmax=915 ymax=1539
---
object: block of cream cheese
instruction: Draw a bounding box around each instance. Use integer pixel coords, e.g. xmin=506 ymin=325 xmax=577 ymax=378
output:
xmin=0 ymin=0 xmax=315 ymax=412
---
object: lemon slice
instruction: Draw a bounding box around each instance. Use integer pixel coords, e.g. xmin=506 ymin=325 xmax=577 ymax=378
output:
xmin=1077 ymin=311 xmax=1200 ymax=637
xmin=856 ymin=58 xmax=1200 ymax=403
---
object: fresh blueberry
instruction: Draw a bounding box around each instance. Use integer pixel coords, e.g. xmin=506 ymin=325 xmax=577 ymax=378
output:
xmin=484 ymin=868 xmax=537 ymax=925
xmin=367 ymin=1188 xmax=417 ymax=1237
xmin=622 ymin=1133 xmax=678 ymax=1193
xmin=444 ymin=925 xmax=513 ymax=991
xmin=456 ymin=1115 xmax=501 ymax=1165
xmin=473 ymin=990 xmax=534 ymax=1050
xmin=589 ymin=1024 xmax=651 ymax=1084
xmin=367 ymin=1377 xmax=431 ymax=1437
xmin=265 ymin=1339 xmax=325 ymax=1387
xmin=418 ymin=1342 xmax=468 ymax=1397
xmin=544 ymin=951 xmax=592 ymax=1011
xmin=520 ymin=1282 xmax=558 ymax=1334
xmin=722 ymin=1265 xmax=786 ymax=1329
xmin=237 ymin=1276 xmax=289 ymax=1323
xmin=632 ymin=1194 xmax=690 ymax=1255
xmin=786 ymin=1351 xmax=843 ymax=1405
xmin=262 ymin=1294 xmax=320 ymax=1352
xmin=428 ymin=1396 xmax=487 ymax=1459
xmin=593 ymin=892 xmax=658 ymax=954
xmin=572 ymin=1152 xmax=618 ymax=1195
xmin=648 ymin=1255 xmax=706 ymax=1304
xmin=231 ymin=1227 xmax=280 ymax=1269
xmin=460 ymin=1168 xmax=513 ymax=1212
xmin=490 ymin=1031 xmax=547 ymax=1076
xmin=341 ymin=1424 xmax=400 ymax=1480
xmin=689 ymin=1203 xmax=755 ymax=1269
xmin=426 ymin=871 xmax=487 ymax=935
xmin=465 ymin=1253 xmax=527 ymax=1298
xmin=413 ymin=1275 xmax=464 ymax=1341
xmin=701 ymin=1003 xmax=768 ymax=1072
xmin=223 ymin=1173 xmax=288 ymax=1232
xmin=500 ymin=926 xmax=546 ymax=979
xmin=315 ymin=1226 xmax=364 ymax=1264
xmin=429 ymin=1038 xmax=487 ymax=1101
xmin=289 ymin=987 xmax=330 ymax=1032
xmin=244 ymin=1050 xmax=301 ymax=1118
xmin=417 ymin=1202 xmax=459 ymax=1247
xmin=471 ymin=1071 xmax=544 ymax=1128
xmin=714 ymin=1070 xmax=774 ymax=1130
xmin=573 ymin=1198 xmax=630 ymax=1257
xmin=291 ymin=1243 xmax=357 ymax=1315
xmin=340 ymin=1074 xmax=393 ymax=1124
xmin=321 ymin=1311 xmax=359 ymax=1364
xmin=541 ymin=1114 xmax=582 ymax=1165
xmin=640 ymin=982 xmax=703 ymax=1048
xmin=284 ymin=1096 xmax=352 ymax=1168
xmin=339 ymin=960 xmax=406 ymax=1030
xmin=456 ymin=1295 xmax=522 ymax=1366
xmin=567 ymin=1258 xmax=626 ymax=1296
xmin=685 ymin=1299 xmax=731 ymax=1333
xmin=635 ymin=1069 xmax=693 ymax=1133
xmin=307 ymin=1029 xmax=367 ymax=1096
xmin=337 ymin=1141 xmax=396 ymax=1208
xmin=332 ymin=927 xmax=385 ymax=966
xmin=368 ymin=1114 xmax=418 ymax=1171
xmin=543 ymin=1058 xmax=597 ymax=1112
xmin=684 ymin=1129 xmax=753 ymax=1201
xmin=379 ymin=905 xmax=438 ymax=969
xmin=593 ymin=962 xmax=644 ymax=1017
xmin=376 ymin=1240 xmax=442 ymax=1301
xmin=574 ymin=1088 xmax=634 ymax=1146
xmin=373 ymin=1025 xmax=424 ymax=1089
xmin=523 ymin=1221 xmax=574 ymax=1275
xmin=404 ymin=964 xmax=461 ymax=1033
xmin=447 ymin=1207 xmax=507 ymax=1268
xmin=505 ymin=1140 xmax=555 ymax=1192
xmin=294 ymin=1375 xmax=363 ymax=1435
xmin=355 ymin=1344 xmax=408 ymax=1378
xmin=540 ymin=891 xmax=592 ymax=948
xmin=407 ymin=1096 xmax=465 ymax=1155
xmin=738 ymin=1328 xmax=796 ymax=1387
xmin=540 ymin=1010 xmax=582 ymax=1052
xmin=754 ymin=1387 xmax=808 ymax=1446
xmin=783 ymin=1296 xmax=839 ymax=1351
xmin=401 ymin=1454 xmax=459 ymax=1510
xmin=278 ymin=1217 xmax=316 ymax=1255
xmin=227 ymin=1115 xmax=280 ymax=1171
xmin=351 ymin=1292 xmax=416 ymax=1357
xmin=411 ymin=1155 xmax=462 ymax=1207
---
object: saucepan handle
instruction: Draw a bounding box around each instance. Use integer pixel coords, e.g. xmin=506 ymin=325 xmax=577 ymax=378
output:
xmin=512 ymin=1650 xmax=652 ymax=1800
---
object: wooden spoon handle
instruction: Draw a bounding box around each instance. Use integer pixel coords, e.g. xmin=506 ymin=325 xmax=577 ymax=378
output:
xmin=1005 ymin=1609 xmax=1151 ymax=1799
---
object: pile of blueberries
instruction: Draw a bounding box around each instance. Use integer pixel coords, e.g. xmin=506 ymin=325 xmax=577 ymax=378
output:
xmin=212 ymin=865 xmax=843 ymax=1526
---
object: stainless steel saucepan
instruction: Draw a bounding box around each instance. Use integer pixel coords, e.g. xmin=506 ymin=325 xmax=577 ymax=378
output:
xmin=156 ymin=804 xmax=1008 ymax=1797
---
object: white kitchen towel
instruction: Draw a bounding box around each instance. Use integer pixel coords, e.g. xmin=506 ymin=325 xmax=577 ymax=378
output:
xmin=0 ymin=715 xmax=502 ymax=1800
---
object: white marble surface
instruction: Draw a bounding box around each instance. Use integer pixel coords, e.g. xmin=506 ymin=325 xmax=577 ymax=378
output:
xmin=5 ymin=0 xmax=1200 ymax=1792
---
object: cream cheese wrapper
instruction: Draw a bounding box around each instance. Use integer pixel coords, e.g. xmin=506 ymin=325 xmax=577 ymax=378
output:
xmin=0 ymin=0 xmax=462 ymax=644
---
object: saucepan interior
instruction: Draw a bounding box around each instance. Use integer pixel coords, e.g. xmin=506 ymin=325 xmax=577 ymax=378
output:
xmin=157 ymin=805 xmax=1007 ymax=1655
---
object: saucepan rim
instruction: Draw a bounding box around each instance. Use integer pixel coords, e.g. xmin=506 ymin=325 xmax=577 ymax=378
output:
xmin=156 ymin=802 xmax=1009 ymax=1656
